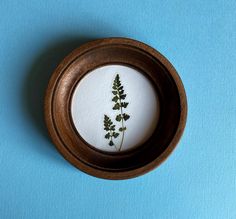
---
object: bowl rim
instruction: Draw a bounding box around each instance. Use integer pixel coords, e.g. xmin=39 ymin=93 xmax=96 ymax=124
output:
xmin=44 ymin=37 xmax=187 ymax=180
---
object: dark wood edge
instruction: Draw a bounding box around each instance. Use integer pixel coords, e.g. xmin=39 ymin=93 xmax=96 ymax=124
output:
xmin=44 ymin=37 xmax=187 ymax=180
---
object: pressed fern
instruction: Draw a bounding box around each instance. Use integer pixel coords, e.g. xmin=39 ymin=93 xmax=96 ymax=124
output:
xmin=103 ymin=74 xmax=130 ymax=151
xmin=103 ymin=114 xmax=119 ymax=149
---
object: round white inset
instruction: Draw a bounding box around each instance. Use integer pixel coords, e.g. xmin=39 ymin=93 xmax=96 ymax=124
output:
xmin=71 ymin=65 xmax=160 ymax=152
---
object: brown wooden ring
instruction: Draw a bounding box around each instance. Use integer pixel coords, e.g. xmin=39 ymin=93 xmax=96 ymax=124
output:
xmin=44 ymin=37 xmax=187 ymax=180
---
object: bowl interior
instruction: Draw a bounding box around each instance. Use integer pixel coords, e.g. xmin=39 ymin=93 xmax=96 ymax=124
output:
xmin=51 ymin=42 xmax=181 ymax=171
xmin=70 ymin=64 xmax=160 ymax=153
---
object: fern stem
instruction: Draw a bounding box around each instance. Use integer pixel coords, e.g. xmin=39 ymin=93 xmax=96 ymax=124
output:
xmin=118 ymin=96 xmax=125 ymax=151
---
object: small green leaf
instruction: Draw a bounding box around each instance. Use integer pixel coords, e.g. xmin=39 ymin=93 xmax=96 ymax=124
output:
xmin=112 ymin=96 xmax=118 ymax=102
xmin=115 ymin=74 xmax=120 ymax=81
xmin=120 ymin=94 xmax=126 ymax=100
xmin=105 ymin=133 xmax=110 ymax=139
xmin=119 ymin=89 xmax=124 ymax=95
xmin=116 ymin=114 xmax=122 ymax=122
xmin=113 ymin=103 xmax=120 ymax=110
xmin=113 ymin=132 xmax=119 ymax=138
xmin=112 ymin=91 xmax=117 ymax=95
xmin=109 ymin=141 xmax=114 ymax=146
xmin=121 ymin=102 xmax=129 ymax=108
xmin=119 ymin=127 xmax=127 ymax=132
xmin=123 ymin=113 xmax=130 ymax=121
xmin=118 ymin=86 xmax=123 ymax=91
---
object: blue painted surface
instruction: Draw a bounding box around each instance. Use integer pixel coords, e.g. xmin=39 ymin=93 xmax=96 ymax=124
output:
xmin=0 ymin=1 xmax=235 ymax=218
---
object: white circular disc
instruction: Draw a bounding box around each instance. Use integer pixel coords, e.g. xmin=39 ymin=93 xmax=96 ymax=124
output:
xmin=71 ymin=65 xmax=160 ymax=152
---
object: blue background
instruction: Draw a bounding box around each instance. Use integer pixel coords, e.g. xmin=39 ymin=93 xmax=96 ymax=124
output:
xmin=0 ymin=1 xmax=235 ymax=218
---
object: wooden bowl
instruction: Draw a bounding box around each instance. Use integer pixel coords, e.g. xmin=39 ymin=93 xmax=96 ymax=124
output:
xmin=44 ymin=37 xmax=187 ymax=179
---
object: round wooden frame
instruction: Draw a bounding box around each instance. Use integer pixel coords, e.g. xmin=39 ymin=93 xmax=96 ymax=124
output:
xmin=45 ymin=37 xmax=187 ymax=180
